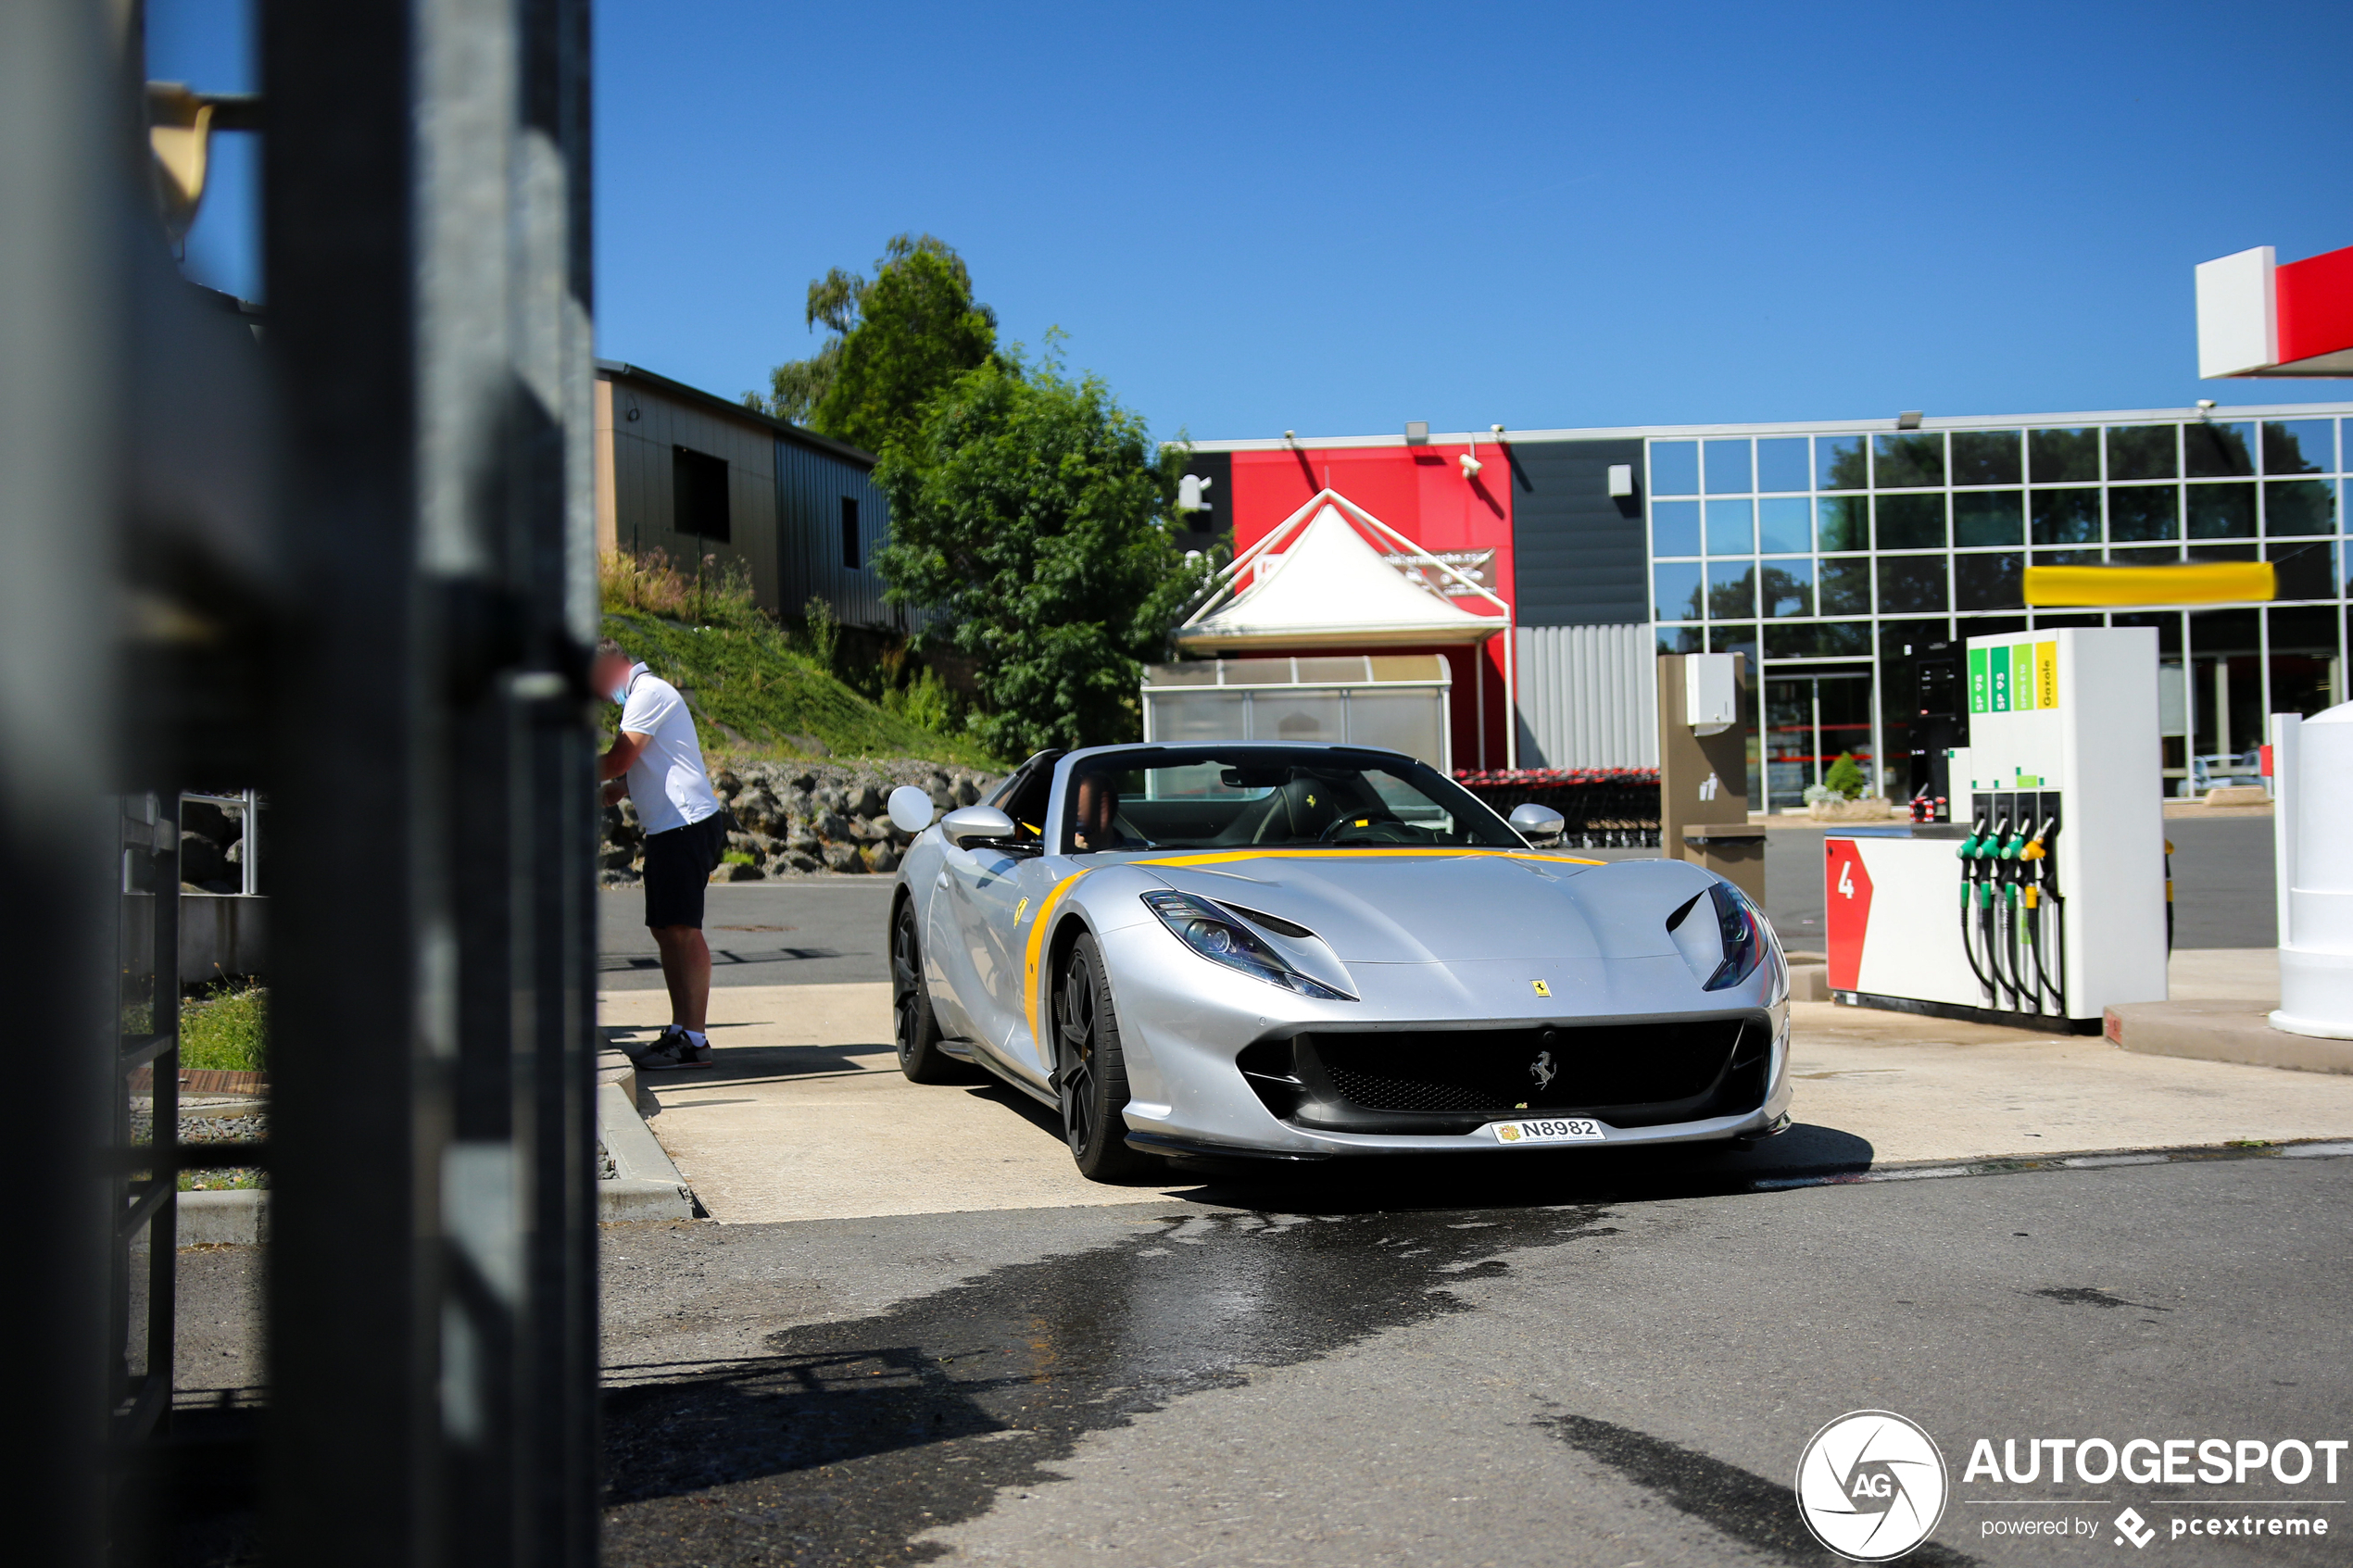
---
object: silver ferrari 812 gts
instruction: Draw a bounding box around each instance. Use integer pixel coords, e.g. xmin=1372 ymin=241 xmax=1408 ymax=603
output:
xmin=884 ymin=743 xmax=1791 ymax=1179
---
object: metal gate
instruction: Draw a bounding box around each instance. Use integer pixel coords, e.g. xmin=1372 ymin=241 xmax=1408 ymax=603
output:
xmin=8 ymin=2 xmax=604 ymax=1563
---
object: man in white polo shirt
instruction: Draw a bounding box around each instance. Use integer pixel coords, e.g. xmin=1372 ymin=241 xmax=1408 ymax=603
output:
xmin=592 ymin=638 xmax=724 ymax=1070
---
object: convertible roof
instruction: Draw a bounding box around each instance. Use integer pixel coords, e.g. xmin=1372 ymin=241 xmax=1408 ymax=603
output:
xmin=1176 ymin=496 xmax=1504 ymax=651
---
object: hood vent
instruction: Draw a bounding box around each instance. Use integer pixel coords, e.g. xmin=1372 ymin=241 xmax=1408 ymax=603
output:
xmin=1214 ymin=900 xmax=1315 ymax=939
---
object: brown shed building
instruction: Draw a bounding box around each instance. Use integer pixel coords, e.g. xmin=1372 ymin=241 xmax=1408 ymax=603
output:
xmin=593 ymin=359 xmax=901 ymax=628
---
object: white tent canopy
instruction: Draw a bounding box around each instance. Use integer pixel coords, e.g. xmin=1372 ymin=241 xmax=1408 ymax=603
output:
xmin=1176 ymin=498 xmax=1504 ymax=652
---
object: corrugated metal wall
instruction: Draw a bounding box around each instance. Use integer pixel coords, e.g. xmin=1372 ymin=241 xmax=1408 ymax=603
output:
xmin=603 ymin=379 xmax=781 ymax=610
xmin=1514 ymin=623 xmax=1657 ymax=768
xmin=774 ymin=438 xmax=902 ymax=631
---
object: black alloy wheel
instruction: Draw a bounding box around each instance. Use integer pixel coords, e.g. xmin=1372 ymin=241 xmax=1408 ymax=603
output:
xmin=1055 ymin=934 xmax=1153 ymax=1180
xmin=892 ymin=900 xmax=968 ymax=1084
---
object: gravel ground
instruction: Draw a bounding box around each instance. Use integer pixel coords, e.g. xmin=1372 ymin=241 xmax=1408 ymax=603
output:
xmin=131 ymin=1105 xmax=268 ymax=1190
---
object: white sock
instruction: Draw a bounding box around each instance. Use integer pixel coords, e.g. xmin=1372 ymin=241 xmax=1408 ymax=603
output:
xmin=683 ymin=1030 xmax=708 ymax=1049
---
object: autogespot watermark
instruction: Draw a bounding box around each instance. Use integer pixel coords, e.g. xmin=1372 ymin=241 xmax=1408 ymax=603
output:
xmin=1962 ymin=1435 xmax=2346 ymax=1550
xmin=1796 ymin=1411 xmax=1951 ymax=1562
xmin=1795 ymin=1412 xmax=2347 ymax=1560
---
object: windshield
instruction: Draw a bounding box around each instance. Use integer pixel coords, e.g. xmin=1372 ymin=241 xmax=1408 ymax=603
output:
xmin=1062 ymin=748 xmax=1520 ymax=854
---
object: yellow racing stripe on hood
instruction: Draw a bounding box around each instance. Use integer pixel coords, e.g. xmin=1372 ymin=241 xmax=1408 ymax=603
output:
xmin=1015 ymin=847 xmax=1599 ymax=1044
xmin=1131 ymin=847 xmax=1604 ymax=872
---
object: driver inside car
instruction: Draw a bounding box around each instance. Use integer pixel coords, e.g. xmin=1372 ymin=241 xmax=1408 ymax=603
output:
xmin=1070 ymin=769 xmax=1136 ymax=853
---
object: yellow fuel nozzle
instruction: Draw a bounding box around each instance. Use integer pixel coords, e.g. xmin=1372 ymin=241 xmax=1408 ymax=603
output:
xmin=2021 ymin=840 xmax=2046 ymax=862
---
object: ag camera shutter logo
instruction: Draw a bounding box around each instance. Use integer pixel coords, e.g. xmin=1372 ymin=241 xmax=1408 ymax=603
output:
xmin=1795 ymin=1410 xmax=1949 ymax=1561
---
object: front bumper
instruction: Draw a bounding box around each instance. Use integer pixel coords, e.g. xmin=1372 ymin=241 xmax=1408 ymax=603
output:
xmin=1097 ymin=922 xmax=1794 ymax=1159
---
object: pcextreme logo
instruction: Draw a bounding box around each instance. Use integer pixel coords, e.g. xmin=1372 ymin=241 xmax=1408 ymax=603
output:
xmin=1795 ymin=1411 xmax=1949 ymax=1562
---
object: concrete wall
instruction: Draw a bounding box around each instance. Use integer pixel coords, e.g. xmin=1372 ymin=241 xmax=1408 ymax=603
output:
xmin=123 ymin=892 xmax=267 ymax=987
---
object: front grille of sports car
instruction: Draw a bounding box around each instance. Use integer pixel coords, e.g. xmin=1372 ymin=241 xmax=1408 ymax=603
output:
xmin=1237 ymin=1017 xmax=1770 ymax=1136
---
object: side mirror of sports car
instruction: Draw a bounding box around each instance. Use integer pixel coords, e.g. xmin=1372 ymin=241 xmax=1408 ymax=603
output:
xmin=887 ymin=784 xmax=937 ymax=835
xmin=1508 ymin=802 xmax=1567 ymax=845
xmin=939 ymin=805 xmax=1016 ymax=849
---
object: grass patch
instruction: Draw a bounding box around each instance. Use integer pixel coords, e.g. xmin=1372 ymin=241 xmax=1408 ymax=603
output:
xmin=180 ymin=980 xmax=267 ymax=1073
xmin=720 ymin=849 xmax=756 ymax=867
xmin=598 ymin=547 xmax=999 ymax=765
xmin=601 ymin=608 xmax=999 ymax=766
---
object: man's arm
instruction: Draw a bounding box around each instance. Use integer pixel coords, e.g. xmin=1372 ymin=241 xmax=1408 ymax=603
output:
xmin=598 ymin=729 xmax=649 ymax=782
xmin=598 ymin=731 xmax=651 ymax=807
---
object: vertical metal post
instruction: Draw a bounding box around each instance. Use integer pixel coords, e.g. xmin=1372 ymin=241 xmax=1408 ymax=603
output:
xmin=241 ymin=787 xmax=259 ymax=897
xmin=2 ymin=3 xmax=123 ymax=1563
xmin=262 ymin=2 xmax=598 ymax=1564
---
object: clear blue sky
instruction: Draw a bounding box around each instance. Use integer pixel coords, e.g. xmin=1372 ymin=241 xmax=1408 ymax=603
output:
xmin=156 ymin=0 xmax=2353 ymax=441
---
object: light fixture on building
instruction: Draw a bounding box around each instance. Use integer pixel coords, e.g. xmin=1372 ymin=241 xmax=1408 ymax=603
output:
xmin=1177 ymin=473 xmax=1214 ymax=512
xmin=1459 ymin=434 xmax=1483 ymax=481
xmin=1404 ymin=420 xmax=1428 ymax=444
xmin=1606 ymin=463 xmax=1635 ymax=497
xmin=2196 ymin=399 xmax=2218 ymax=419
xmin=1283 ymin=430 xmax=1296 ymax=442
xmin=1491 ymin=423 xmax=1505 ymax=435
xmin=1896 ymin=410 xmax=1923 ymax=430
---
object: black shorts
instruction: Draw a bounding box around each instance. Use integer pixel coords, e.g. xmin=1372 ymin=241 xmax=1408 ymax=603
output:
xmin=643 ymin=813 xmax=726 ymax=929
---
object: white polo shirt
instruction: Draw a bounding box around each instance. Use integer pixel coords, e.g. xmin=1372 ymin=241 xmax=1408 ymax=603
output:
xmin=618 ymin=663 xmax=721 ymax=835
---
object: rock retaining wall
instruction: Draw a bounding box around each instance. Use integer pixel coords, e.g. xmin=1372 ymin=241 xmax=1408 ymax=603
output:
xmin=599 ymin=759 xmax=1004 ymax=884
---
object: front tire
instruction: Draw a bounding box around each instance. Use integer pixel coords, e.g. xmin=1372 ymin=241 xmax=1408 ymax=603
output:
xmin=892 ymin=899 xmax=971 ymax=1084
xmin=1054 ymin=934 xmax=1154 ymax=1181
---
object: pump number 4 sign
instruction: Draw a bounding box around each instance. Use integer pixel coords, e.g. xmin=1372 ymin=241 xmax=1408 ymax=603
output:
xmin=1824 ymin=837 xmax=1875 ymax=993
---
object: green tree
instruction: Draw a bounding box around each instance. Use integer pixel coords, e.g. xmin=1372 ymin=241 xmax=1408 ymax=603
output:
xmin=754 ymin=233 xmax=997 ymax=453
xmin=872 ymin=345 xmax=1213 ymax=758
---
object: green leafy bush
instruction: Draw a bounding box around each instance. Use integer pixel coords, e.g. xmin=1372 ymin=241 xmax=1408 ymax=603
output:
xmin=1823 ymin=752 xmax=1868 ymax=800
xmin=180 ymin=980 xmax=267 ymax=1073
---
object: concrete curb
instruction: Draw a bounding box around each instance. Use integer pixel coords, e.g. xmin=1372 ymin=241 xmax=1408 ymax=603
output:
xmin=598 ymin=1078 xmax=698 ymax=1223
xmin=176 ymin=1189 xmax=267 ymax=1247
xmin=2107 ymin=999 xmax=2353 ymax=1076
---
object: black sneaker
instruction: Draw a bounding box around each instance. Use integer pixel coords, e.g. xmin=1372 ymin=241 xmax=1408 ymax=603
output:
xmin=623 ymin=1026 xmax=684 ymax=1067
xmin=639 ymin=1034 xmax=714 ymax=1071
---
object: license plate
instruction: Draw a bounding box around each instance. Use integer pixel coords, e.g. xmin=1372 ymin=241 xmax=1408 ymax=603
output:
xmin=1491 ymin=1116 xmax=1605 ymax=1145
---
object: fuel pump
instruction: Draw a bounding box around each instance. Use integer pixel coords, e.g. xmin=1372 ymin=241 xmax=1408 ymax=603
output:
xmin=1824 ymin=627 xmax=2165 ymax=1031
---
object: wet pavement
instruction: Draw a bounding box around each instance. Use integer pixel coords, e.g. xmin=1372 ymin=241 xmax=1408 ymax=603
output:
xmin=595 ymin=1148 xmax=2353 ymax=1567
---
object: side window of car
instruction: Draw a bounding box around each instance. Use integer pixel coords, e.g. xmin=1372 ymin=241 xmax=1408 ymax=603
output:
xmin=985 ymin=750 xmax=1062 ymax=849
xmin=1001 ymin=770 xmax=1054 ymax=843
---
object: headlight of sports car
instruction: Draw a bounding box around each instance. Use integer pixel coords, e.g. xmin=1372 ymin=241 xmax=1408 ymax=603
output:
xmin=1139 ymin=890 xmax=1352 ymax=1000
xmin=1668 ymin=881 xmax=1783 ymax=995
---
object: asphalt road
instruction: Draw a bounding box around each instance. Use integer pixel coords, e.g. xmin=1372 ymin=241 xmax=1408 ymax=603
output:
xmin=586 ymin=1148 xmax=2353 ymax=1566
xmin=599 ymin=880 xmax=895 ymax=989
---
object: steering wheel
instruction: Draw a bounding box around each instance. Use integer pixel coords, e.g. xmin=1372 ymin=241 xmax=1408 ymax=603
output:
xmin=1318 ymin=811 xmax=1411 ymax=844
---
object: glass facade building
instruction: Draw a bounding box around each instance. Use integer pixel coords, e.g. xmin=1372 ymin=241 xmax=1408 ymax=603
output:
xmin=1643 ymin=408 xmax=2351 ymax=809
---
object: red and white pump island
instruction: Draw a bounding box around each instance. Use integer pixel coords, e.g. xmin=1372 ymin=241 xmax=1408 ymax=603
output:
xmin=1825 ymin=628 xmax=2170 ymax=1031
